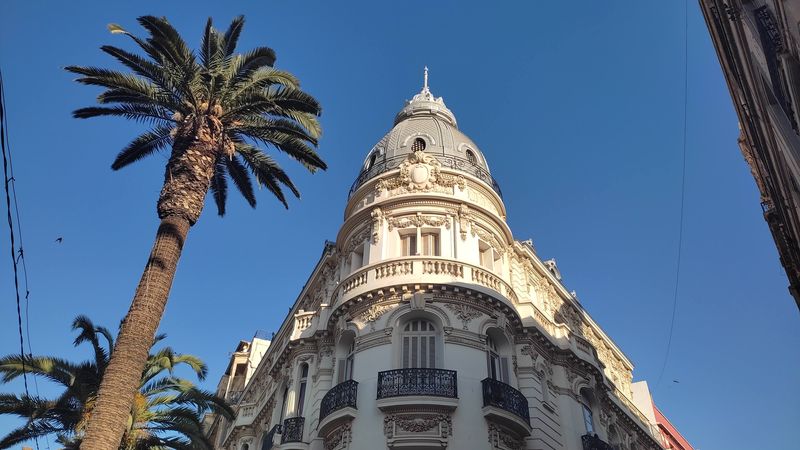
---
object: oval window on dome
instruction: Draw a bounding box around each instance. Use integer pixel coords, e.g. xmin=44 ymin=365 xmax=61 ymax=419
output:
xmin=366 ymin=152 xmax=377 ymax=171
xmin=411 ymin=138 xmax=426 ymax=152
xmin=466 ymin=149 xmax=477 ymax=164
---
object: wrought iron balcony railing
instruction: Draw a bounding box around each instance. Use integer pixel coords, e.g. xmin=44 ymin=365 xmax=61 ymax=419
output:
xmin=280 ymin=417 xmax=304 ymax=444
xmin=349 ymin=153 xmax=503 ymax=198
xmin=481 ymin=378 xmax=530 ymax=425
xmin=320 ymin=379 xmax=358 ymax=421
xmin=377 ymin=368 xmax=458 ymax=399
xmin=581 ymin=433 xmax=614 ymax=450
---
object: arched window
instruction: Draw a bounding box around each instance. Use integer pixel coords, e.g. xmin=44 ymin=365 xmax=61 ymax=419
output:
xmin=241 ymin=443 xmax=249 ymax=450
xmin=486 ymin=334 xmax=510 ymax=383
xmin=411 ymin=138 xmax=426 ymax=152
xmin=466 ymin=149 xmax=477 ymax=164
xmin=580 ymin=388 xmax=595 ymax=434
xmin=296 ymin=363 xmax=309 ymax=416
xmin=402 ymin=319 xmax=437 ymax=368
xmin=367 ymin=152 xmax=377 ymax=170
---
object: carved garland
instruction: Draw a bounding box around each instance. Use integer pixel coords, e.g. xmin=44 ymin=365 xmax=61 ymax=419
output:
xmin=387 ymin=212 xmax=451 ymax=230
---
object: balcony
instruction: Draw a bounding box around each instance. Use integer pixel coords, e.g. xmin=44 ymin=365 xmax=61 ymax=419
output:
xmin=376 ymin=368 xmax=458 ymax=411
xmin=318 ymin=380 xmax=358 ymax=435
xmin=481 ymin=378 xmax=531 ymax=436
xmin=582 ymin=433 xmax=614 ymax=450
xmin=335 ymin=257 xmax=519 ymax=307
xmin=280 ymin=417 xmax=304 ymax=445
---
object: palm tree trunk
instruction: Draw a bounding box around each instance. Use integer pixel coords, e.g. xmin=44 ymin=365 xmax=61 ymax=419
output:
xmin=81 ymin=215 xmax=190 ymax=449
xmin=82 ymin=120 xmax=219 ymax=450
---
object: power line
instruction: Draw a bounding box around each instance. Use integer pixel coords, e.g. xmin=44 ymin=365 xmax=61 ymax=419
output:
xmin=656 ymin=0 xmax=689 ymax=391
xmin=0 ymin=69 xmax=45 ymax=450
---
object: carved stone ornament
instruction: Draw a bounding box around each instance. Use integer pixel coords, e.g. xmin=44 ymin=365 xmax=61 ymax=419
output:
xmin=358 ymin=303 xmax=392 ymax=330
xmin=345 ymin=226 xmax=371 ymax=254
xmin=457 ymin=203 xmax=471 ymax=240
xmin=375 ymin=150 xmax=467 ymax=196
xmin=387 ymin=212 xmax=451 ymax=230
xmin=371 ymin=207 xmax=383 ymax=243
xmin=324 ymin=422 xmax=352 ymax=450
xmin=471 ymin=224 xmax=505 ymax=255
xmin=384 ymin=414 xmax=452 ymax=439
xmin=443 ymin=303 xmax=481 ymax=329
xmin=488 ymin=423 xmax=523 ymax=450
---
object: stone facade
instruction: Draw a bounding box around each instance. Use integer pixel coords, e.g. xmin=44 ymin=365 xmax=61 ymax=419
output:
xmin=700 ymin=0 xmax=800 ymax=309
xmin=205 ymin=77 xmax=670 ymax=450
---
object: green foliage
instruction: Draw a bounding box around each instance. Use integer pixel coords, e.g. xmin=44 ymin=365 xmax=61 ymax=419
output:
xmin=67 ymin=15 xmax=324 ymax=214
xmin=0 ymin=317 xmax=232 ymax=450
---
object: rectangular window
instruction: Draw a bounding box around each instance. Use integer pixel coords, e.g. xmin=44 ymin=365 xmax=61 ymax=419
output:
xmin=351 ymin=245 xmax=364 ymax=271
xmin=401 ymin=233 xmax=417 ymax=256
xmin=421 ymin=232 xmax=440 ymax=256
xmin=480 ymin=245 xmax=493 ymax=270
xmin=582 ymin=404 xmax=594 ymax=434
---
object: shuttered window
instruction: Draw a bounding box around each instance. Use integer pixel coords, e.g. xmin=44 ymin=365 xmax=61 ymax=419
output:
xmin=401 ymin=233 xmax=417 ymax=256
xmin=421 ymin=232 xmax=440 ymax=256
xmin=402 ymin=319 xmax=437 ymax=368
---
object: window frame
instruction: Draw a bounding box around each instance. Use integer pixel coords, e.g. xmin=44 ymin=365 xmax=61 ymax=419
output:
xmin=401 ymin=319 xmax=438 ymax=369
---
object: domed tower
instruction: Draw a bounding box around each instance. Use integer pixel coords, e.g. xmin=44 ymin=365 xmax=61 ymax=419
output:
xmin=341 ymin=68 xmax=508 ymax=279
xmin=212 ymin=72 xmax=668 ymax=450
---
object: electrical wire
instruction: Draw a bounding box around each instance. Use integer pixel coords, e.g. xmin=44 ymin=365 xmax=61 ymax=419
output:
xmin=656 ymin=0 xmax=689 ymax=391
xmin=0 ymin=69 xmax=44 ymax=450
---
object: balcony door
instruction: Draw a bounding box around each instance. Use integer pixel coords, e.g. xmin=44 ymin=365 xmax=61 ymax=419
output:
xmin=486 ymin=335 xmax=509 ymax=383
xmin=402 ymin=319 xmax=437 ymax=368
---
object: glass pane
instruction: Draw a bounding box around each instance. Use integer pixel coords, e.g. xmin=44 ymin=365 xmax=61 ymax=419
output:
xmin=411 ymin=336 xmax=418 ymax=368
xmin=429 ymin=336 xmax=436 ymax=368
xmin=583 ymin=404 xmax=594 ymax=433
xmin=403 ymin=337 xmax=410 ymax=368
xmin=297 ymin=381 xmax=307 ymax=415
xmin=420 ymin=336 xmax=427 ymax=368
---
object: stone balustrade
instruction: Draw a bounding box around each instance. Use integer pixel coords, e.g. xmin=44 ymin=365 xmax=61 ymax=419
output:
xmin=336 ymin=257 xmax=520 ymax=308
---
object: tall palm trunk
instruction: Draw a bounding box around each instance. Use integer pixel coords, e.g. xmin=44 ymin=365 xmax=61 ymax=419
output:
xmin=82 ymin=117 xmax=220 ymax=450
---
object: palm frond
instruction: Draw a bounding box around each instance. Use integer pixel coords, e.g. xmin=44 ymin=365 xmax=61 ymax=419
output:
xmin=225 ymin=156 xmax=256 ymax=208
xmin=71 ymin=316 xmax=110 ymax=373
xmin=209 ymin=158 xmax=228 ymax=216
xmin=236 ymin=128 xmax=325 ymax=172
xmin=111 ymin=126 xmax=174 ymax=171
xmin=0 ymin=355 xmax=79 ymax=386
xmin=236 ymin=144 xmax=301 ymax=208
xmin=222 ymin=16 xmax=245 ymax=57
xmin=136 ymin=16 xmax=194 ymax=67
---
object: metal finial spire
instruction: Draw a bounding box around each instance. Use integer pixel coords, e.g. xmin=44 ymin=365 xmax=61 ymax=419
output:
xmin=423 ymin=66 xmax=429 ymax=92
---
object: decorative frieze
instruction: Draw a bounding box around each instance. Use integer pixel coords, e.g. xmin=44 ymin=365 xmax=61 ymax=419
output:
xmin=443 ymin=302 xmax=482 ymax=330
xmin=387 ymin=212 xmax=451 ymax=230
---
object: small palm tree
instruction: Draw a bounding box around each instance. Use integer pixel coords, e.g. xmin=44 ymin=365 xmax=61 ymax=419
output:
xmin=0 ymin=316 xmax=233 ymax=450
xmin=65 ymin=15 xmax=324 ymax=449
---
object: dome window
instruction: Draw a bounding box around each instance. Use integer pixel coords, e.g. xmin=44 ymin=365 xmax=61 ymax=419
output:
xmin=411 ymin=138 xmax=426 ymax=152
xmin=366 ymin=152 xmax=377 ymax=171
xmin=466 ymin=149 xmax=477 ymax=164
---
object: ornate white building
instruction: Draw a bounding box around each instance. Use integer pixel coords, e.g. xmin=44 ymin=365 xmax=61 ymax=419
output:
xmin=205 ymin=73 xmax=669 ymax=450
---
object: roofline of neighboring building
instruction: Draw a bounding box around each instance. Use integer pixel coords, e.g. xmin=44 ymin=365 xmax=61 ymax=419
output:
xmin=654 ymin=405 xmax=693 ymax=450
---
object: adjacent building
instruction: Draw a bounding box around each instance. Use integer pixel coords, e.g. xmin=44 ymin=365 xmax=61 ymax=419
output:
xmin=205 ymin=75 xmax=693 ymax=450
xmin=699 ymin=0 xmax=800 ymax=309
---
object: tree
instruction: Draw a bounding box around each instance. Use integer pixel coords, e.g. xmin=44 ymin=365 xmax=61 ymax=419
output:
xmin=0 ymin=316 xmax=233 ymax=449
xmin=65 ymin=15 xmax=324 ymax=449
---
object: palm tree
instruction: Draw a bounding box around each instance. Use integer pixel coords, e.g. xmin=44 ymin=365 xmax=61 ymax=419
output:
xmin=0 ymin=316 xmax=233 ymax=449
xmin=65 ymin=15 xmax=324 ymax=449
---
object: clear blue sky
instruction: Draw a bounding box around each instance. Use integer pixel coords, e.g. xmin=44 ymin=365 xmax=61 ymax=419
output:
xmin=1 ymin=1 xmax=797 ymax=449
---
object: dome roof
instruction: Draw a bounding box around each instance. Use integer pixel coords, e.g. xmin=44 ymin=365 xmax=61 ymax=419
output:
xmin=349 ymin=69 xmax=501 ymax=198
